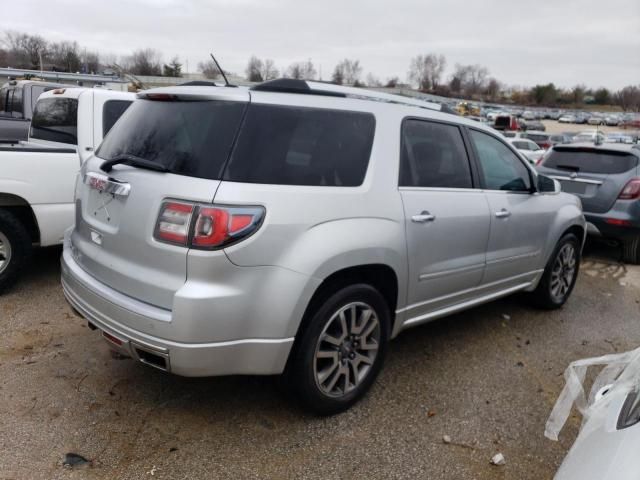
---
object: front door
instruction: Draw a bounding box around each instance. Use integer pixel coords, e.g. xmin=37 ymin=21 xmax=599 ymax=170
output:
xmin=399 ymin=119 xmax=491 ymax=324
xmin=467 ymin=128 xmax=552 ymax=287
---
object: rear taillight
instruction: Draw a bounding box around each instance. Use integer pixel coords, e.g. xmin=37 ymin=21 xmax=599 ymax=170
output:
xmin=154 ymin=201 xmax=264 ymax=249
xmin=618 ymin=178 xmax=640 ymax=200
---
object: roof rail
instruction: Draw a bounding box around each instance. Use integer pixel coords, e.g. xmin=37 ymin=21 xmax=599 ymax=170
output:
xmin=251 ymin=78 xmax=442 ymax=112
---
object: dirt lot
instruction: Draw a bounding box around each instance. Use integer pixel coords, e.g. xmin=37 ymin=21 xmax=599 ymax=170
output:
xmin=542 ymin=119 xmax=637 ymax=136
xmin=1 ymin=241 xmax=640 ymax=479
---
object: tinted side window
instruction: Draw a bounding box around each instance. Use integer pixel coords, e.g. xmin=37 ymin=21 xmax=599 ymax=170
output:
xmin=11 ymin=87 xmax=23 ymax=118
xmin=102 ymin=100 xmax=132 ymax=136
xmin=400 ymin=119 xmax=472 ymax=188
xmin=225 ymin=104 xmax=375 ymax=186
xmin=0 ymin=87 xmax=12 ymax=117
xmin=30 ymin=86 xmax=47 ymax=111
xmin=470 ymin=129 xmax=532 ymax=192
xmin=31 ymin=98 xmax=78 ymax=145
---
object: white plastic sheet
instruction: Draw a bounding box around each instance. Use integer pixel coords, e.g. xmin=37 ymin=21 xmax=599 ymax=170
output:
xmin=545 ymin=346 xmax=640 ymax=441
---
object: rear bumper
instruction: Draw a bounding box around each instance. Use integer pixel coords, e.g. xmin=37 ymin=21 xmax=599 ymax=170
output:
xmin=585 ymin=209 xmax=640 ymax=241
xmin=61 ymin=238 xmax=295 ymax=377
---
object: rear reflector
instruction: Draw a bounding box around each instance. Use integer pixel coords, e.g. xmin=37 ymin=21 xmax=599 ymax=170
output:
xmin=605 ymin=218 xmax=632 ymax=227
xmin=618 ymin=178 xmax=640 ymax=200
xmin=103 ymin=331 xmax=123 ymax=346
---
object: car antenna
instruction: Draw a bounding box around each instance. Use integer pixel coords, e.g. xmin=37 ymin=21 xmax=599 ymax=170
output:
xmin=209 ymin=53 xmax=234 ymax=87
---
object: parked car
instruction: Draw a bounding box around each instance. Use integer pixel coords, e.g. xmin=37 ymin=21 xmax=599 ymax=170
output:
xmin=605 ymin=114 xmax=621 ymax=126
xmin=550 ymin=134 xmax=573 ymax=145
xmin=507 ymin=138 xmax=546 ymax=165
xmin=546 ymin=347 xmax=640 ymax=480
xmin=537 ymin=143 xmax=640 ymax=263
xmin=521 ymin=119 xmax=546 ymax=132
xmin=606 ymin=132 xmax=635 ymax=144
xmin=558 ymin=114 xmax=576 ymax=124
xmin=494 ymin=114 xmax=520 ymax=131
xmin=0 ymin=87 xmax=134 ymax=291
xmin=522 ymin=131 xmax=553 ymax=149
xmin=587 ymin=114 xmax=605 ymax=126
xmin=571 ymin=130 xmax=607 ymax=144
xmin=60 ymin=79 xmax=585 ymax=414
xmin=0 ymin=80 xmax=68 ymax=143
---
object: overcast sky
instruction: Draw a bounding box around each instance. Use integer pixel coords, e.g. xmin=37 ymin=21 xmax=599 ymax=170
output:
xmin=5 ymin=0 xmax=640 ymax=89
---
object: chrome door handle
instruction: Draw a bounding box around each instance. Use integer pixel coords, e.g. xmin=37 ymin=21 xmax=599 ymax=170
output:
xmin=495 ymin=209 xmax=511 ymax=218
xmin=411 ymin=211 xmax=436 ymax=223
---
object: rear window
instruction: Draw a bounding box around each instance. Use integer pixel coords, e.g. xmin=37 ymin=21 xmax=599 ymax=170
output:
xmin=224 ymin=104 xmax=375 ymax=186
xmin=524 ymin=133 xmax=548 ymax=142
xmin=97 ymin=99 xmax=246 ymax=180
xmin=102 ymin=100 xmax=132 ymax=136
xmin=30 ymin=97 xmax=78 ymax=144
xmin=542 ymin=148 xmax=638 ymax=174
xmin=495 ymin=116 xmax=510 ymax=127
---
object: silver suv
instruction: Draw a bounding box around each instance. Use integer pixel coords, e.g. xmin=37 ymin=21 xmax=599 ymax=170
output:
xmin=61 ymin=79 xmax=585 ymax=414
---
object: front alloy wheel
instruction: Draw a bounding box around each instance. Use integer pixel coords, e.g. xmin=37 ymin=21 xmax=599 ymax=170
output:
xmin=549 ymin=243 xmax=577 ymax=302
xmin=529 ymin=233 xmax=580 ymax=309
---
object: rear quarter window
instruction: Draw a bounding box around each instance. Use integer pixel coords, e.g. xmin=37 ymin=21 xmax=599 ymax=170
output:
xmin=542 ymin=149 xmax=638 ymax=174
xmin=30 ymin=97 xmax=78 ymax=145
xmin=102 ymin=100 xmax=132 ymax=136
xmin=224 ymin=104 xmax=375 ymax=186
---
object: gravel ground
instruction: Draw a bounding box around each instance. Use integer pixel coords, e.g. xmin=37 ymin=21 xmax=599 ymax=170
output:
xmin=1 ymin=240 xmax=640 ymax=479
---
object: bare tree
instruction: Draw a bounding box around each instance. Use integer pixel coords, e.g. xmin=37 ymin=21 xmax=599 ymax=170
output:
xmin=261 ymin=59 xmax=278 ymax=81
xmin=332 ymin=59 xmax=362 ymax=85
xmin=84 ymin=51 xmax=100 ymax=73
xmin=49 ymin=41 xmax=81 ymax=72
xmin=365 ymin=73 xmax=382 ymax=87
xmin=484 ymin=77 xmax=501 ymax=101
xmin=245 ymin=55 xmax=263 ymax=82
xmin=408 ymin=54 xmax=446 ymax=91
xmin=385 ymin=76 xmax=399 ymax=88
xmin=450 ymin=63 xmax=489 ymax=97
xmin=571 ymin=84 xmax=586 ymax=105
xmin=4 ymin=31 xmax=48 ymax=69
xmin=615 ymin=85 xmax=640 ymax=112
xmin=125 ymin=48 xmax=162 ymax=76
xmin=198 ymin=59 xmax=221 ymax=79
xmin=285 ymin=59 xmax=316 ymax=80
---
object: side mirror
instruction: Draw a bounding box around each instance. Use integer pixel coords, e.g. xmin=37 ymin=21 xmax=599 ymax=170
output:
xmin=537 ymin=174 xmax=560 ymax=194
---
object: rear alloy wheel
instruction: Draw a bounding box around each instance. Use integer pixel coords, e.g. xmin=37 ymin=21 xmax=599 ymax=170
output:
xmin=529 ymin=233 xmax=580 ymax=309
xmin=622 ymin=236 xmax=640 ymax=265
xmin=0 ymin=209 xmax=32 ymax=293
xmin=286 ymin=284 xmax=390 ymax=415
xmin=314 ymin=302 xmax=381 ymax=397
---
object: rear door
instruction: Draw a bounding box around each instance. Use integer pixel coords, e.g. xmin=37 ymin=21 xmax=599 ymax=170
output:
xmin=71 ymin=90 xmax=248 ymax=309
xmin=538 ymin=147 xmax=639 ymax=214
xmin=399 ymin=118 xmax=490 ymax=320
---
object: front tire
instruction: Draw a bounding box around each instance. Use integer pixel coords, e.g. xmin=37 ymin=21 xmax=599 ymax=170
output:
xmin=0 ymin=209 xmax=32 ymax=293
xmin=529 ymin=233 xmax=580 ymax=309
xmin=285 ymin=284 xmax=390 ymax=415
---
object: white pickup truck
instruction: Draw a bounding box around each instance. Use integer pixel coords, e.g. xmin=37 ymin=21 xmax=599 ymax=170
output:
xmin=0 ymin=87 xmax=135 ymax=291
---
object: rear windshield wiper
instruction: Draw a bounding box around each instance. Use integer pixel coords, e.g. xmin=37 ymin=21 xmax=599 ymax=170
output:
xmin=100 ymin=153 xmax=170 ymax=173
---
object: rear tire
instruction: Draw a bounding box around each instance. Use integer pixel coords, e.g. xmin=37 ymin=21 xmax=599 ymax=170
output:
xmin=284 ymin=284 xmax=390 ymax=415
xmin=0 ymin=209 xmax=32 ymax=293
xmin=529 ymin=233 xmax=580 ymax=309
xmin=622 ymin=236 xmax=640 ymax=264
